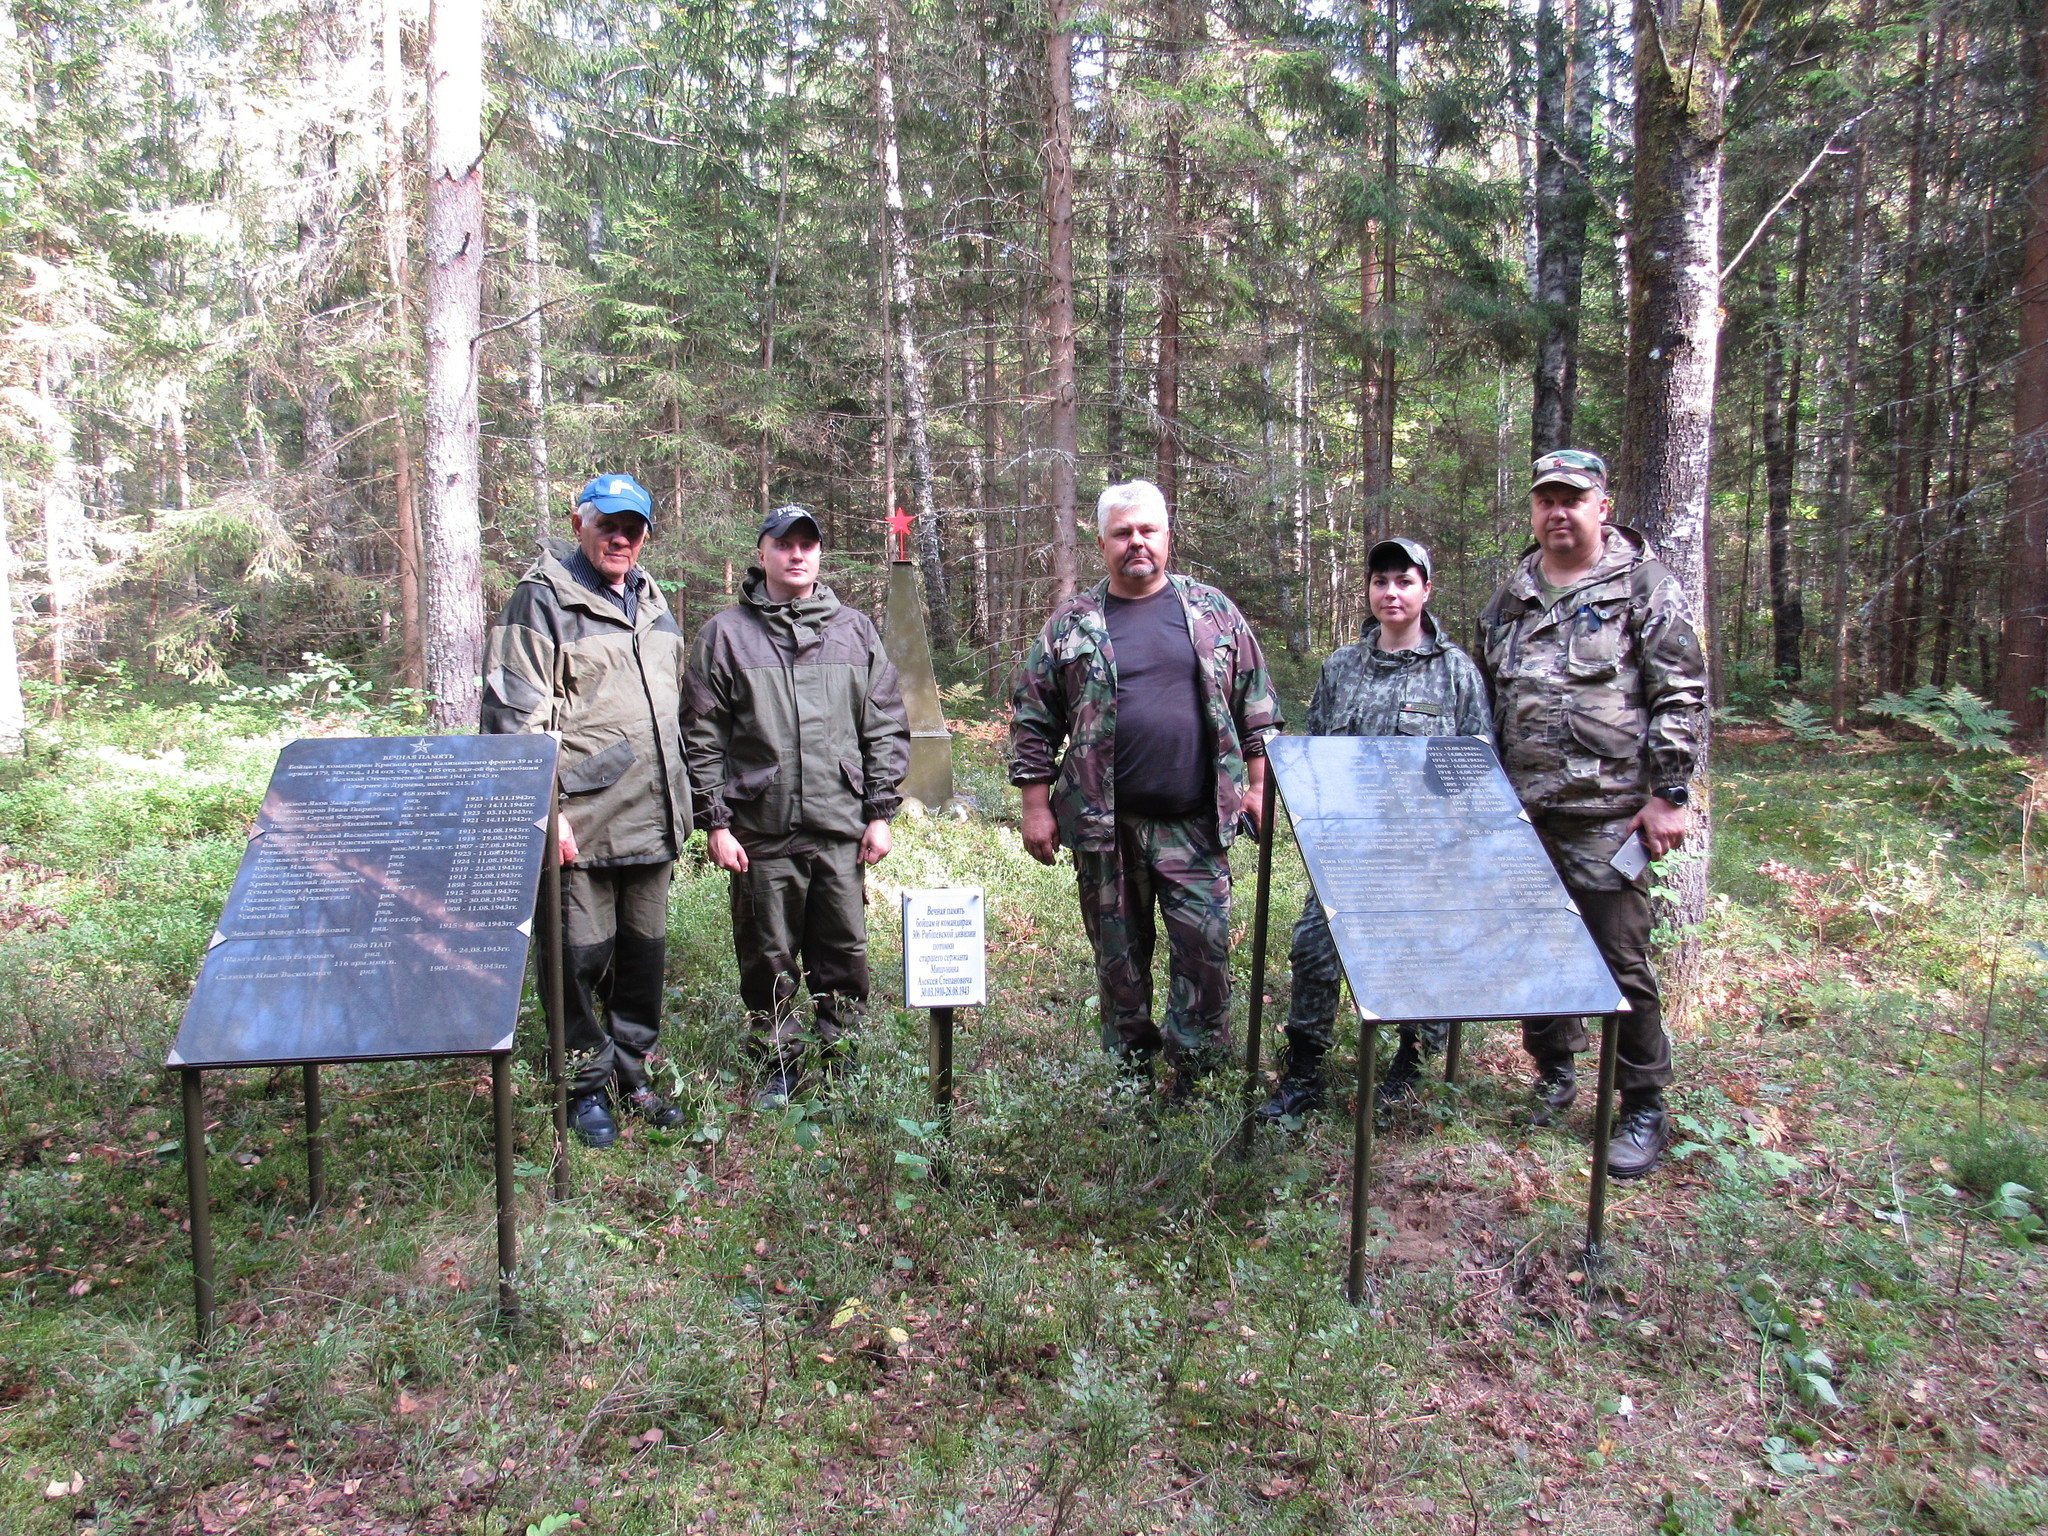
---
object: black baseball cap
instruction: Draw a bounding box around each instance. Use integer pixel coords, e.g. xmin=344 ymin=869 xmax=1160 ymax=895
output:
xmin=1366 ymin=537 xmax=1433 ymax=584
xmin=759 ymin=504 xmax=823 ymax=543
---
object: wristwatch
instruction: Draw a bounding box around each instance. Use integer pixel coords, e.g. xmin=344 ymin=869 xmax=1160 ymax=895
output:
xmin=1653 ymin=784 xmax=1691 ymax=808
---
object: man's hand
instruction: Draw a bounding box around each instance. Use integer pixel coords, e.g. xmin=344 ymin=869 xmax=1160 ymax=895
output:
xmin=1020 ymin=783 xmax=1059 ymax=866
xmin=707 ymin=827 xmax=750 ymax=874
xmin=557 ymin=814 xmax=579 ymax=866
xmin=860 ymin=819 xmax=893 ymax=866
xmin=1627 ymin=795 xmax=1693 ymax=859
xmin=1242 ymin=754 xmax=1269 ymax=838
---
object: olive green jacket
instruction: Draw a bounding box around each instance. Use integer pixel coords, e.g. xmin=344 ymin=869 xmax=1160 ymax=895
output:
xmin=683 ymin=571 xmax=909 ymax=852
xmin=479 ymin=539 xmax=694 ymax=867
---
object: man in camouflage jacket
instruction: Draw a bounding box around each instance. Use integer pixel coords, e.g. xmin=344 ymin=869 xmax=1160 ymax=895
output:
xmin=1475 ymin=449 xmax=1707 ymax=1178
xmin=1010 ymin=479 xmax=1283 ymax=1097
xmin=1261 ymin=537 xmax=1494 ymax=1124
xmin=481 ymin=473 xmax=691 ymax=1149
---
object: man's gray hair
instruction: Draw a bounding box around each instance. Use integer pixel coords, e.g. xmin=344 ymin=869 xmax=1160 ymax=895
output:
xmin=1097 ymin=479 xmax=1170 ymax=536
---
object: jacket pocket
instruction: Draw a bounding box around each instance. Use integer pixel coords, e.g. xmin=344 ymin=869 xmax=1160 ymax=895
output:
xmin=724 ymin=763 xmax=780 ymax=802
xmin=1395 ymin=701 xmax=1443 ymax=736
xmin=1564 ymin=602 xmax=1628 ymax=680
xmin=840 ymin=758 xmax=866 ymax=797
xmin=560 ymin=739 xmax=636 ymax=795
xmin=1565 ymin=707 xmax=1643 ymax=761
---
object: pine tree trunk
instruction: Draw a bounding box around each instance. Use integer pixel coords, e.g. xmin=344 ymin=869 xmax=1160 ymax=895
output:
xmin=1885 ymin=30 xmax=1932 ymax=691
xmin=0 ymin=479 xmax=26 ymax=752
xmin=524 ymin=196 xmax=550 ymax=540
xmin=421 ymin=0 xmax=487 ymax=730
xmin=1102 ymin=46 xmax=1128 ymax=482
xmin=873 ymin=3 xmax=954 ymax=647
xmin=1043 ymin=1 xmax=1080 ymax=600
xmin=1531 ymin=0 xmax=1594 ymax=458
xmin=1618 ymin=0 xmax=1729 ymax=980
xmin=1155 ymin=0 xmax=1186 ymax=515
xmin=2001 ymin=0 xmax=2048 ymax=742
xmin=1829 ymin=0 xmax=1875 ymax=732
xmin=384 ymin=0 xmax=424 ymax=690
xmin=1760 ymin=223 xmax=1805 ymax=682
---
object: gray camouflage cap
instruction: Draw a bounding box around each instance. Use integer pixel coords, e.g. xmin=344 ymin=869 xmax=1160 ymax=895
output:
xmin=1531 ymin=448 xmax=1609 ymax=492
xmin=1366 ymin=537 xmax=1433 ymax=584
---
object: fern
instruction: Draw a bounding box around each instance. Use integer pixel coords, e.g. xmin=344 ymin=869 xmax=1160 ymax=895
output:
xmin=1860 ymin=685 xmax=2014 ymax=753
xmin=1771 ymin=700 xmax=1841 ymax=743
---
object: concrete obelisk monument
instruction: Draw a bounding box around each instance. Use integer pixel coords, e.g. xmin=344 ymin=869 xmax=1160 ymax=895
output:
xmin=883 ymin=508 xmax=953 ymax=807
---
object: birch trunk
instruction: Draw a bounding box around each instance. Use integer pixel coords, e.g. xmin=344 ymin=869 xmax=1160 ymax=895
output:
xmin=524 ymin=196 xmax=550 ymax=539
xmin=873 ymin=3 xmax=954 ymax=646
xmin=1617 ymin=0 xmax=1730 ymax=974
xmin=421 ymin=0 xmax=487 ymax=729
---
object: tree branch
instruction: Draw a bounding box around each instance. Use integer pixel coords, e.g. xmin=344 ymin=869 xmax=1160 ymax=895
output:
xmin=1720 ymin=112 xmax=1871 ymax=284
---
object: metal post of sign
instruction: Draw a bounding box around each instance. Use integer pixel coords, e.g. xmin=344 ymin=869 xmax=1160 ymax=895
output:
xmin=1442 ymin=1022 xmax=1464 ymax=1087
xmin=181 ymin=1067 xmax=216 ymax=1342
xmin=1582 ymin=1011 xmax=1622 ymax=1272
xmin=542 ymin=793 xmax=569 ymax=1201
xmin=493 ymin=1051 xmax=519 ymax=1318
xmin=1235 ymin=770 xmax=1277 ymax=1159
xmin=303 ymin=1063 xmax=325 ymax=1213
xmin=929 ymin=1006 xmax=955 ymax=1130
xmin=1346 ymin=1015 xmax=1381 ymax=1305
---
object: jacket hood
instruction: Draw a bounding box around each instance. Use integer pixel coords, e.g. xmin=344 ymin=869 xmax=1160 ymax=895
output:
xmin=1357 ymin=610 xmax=1447 ymax=667
xmin=1507 ymin=524 xmax=1651 ymax=602
xmin=740 ymin=566 xmax=843 ymax=651
xmin=528 ymin=536 xmax=654 ymax=623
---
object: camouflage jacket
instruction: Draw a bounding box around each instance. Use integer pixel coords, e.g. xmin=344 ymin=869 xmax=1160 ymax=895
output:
xmin=1307 ymin=613 xmax=1494 ymax=742
xmin=1474 ymin=525 xmax=1706 ymax=825
xmin=1009 ymin=574 xmax=1284 ymax=853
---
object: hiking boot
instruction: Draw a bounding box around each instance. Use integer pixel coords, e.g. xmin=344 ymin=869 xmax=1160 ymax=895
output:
xmin=1377 ymin=1034 xmax=1425 ymax=1109
xmin=623 ymin=1088 xmax=685 ymax=1129
xmin=1606 ymin=1094 xmax=1672 ymax=1179
xmin=751 ymin=1066 xmax=804 ymax=1113
xmin=1257 ymin=1035 xmax=1327 ymax=1123
xmin=570 ymin=1091 xmax=619 ymax=1148
xmin=1526 ymin=1056 xmax=1578 ymax=1127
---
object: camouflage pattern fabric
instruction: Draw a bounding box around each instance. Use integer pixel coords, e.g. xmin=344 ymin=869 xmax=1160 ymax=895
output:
xmin=1009 ymin=574 xmax=1283 ymax=853
xmin=1074 ymin=814 xmax=1233 ymax=1066
xmin=1285 ymin=612 xmax=1490 ymax=1052
xmin=1475 ymin=525 xmax=1706 ymax=893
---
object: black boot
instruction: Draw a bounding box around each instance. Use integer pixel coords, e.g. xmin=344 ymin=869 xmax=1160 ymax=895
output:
xmin=1527 ymin=1055 xmax=1578 ymax=1127
xmin=623 ymin=1088 xmax=685 ymax=1129
xmin=1258 ymin=1035 xmax=1326 ymax=1123
xmin=1606 ymin=1091 xmax=1672 ymax=1179
xmin=1377 ymin=1032 xmax=1425 ymax=1108
xmin=752 ymin=1055 xmax=805 ymax=1112
xmin=570 ymin=1090 xmax=619 ymax=1148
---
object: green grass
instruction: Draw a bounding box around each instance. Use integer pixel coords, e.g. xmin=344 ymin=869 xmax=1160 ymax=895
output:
xmin=1 ymin=696 xmax=2044 ymax=1535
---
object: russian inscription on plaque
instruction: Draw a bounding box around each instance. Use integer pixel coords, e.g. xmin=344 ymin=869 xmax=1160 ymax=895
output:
xmin=167 ymin=734 xmax=560 ymax=1068
xmin=902 ymin=889 xmax=987 ymax=1009
xmin=1266 ymin=735 xmax=1622 ymax=1024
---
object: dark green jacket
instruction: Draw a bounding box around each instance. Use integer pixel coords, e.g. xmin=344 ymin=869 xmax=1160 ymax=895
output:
xmin=479 ymin=538 xmax=692 ymax=867
xmin=1307 ymin=612 xmax=1494 ymax=741
xmin=683 ymin=571 xmax=909 ymax=851
xmin=1008 ymin=573 xmax=1283 ymax=853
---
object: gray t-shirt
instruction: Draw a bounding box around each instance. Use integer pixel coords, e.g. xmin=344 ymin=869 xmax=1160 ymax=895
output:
xmin=1105 ymin=586 xmax=1210 ymax=819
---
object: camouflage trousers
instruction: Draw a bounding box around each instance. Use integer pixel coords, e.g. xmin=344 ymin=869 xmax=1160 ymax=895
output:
xmin=1074 ymin=814 xmax=1233 ymax=1066
xmin=728 ymin=836 xmax=869 ymax=1069
xmin=549 ymin=860 xmax=673 ymax=1096
xmin=1285 ymin=894 xmax=1449 ymax=1056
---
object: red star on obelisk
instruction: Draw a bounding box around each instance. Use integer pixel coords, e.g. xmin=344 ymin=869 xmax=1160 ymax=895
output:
xmin=886 ymin=507 xmax=915 ymax=564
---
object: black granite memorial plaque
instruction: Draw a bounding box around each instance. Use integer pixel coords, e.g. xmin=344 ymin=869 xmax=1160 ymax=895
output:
xmin=1267 ymin=734 xmax=1622 ymax=1023
xmin=167 ymin=734 xmax=559 ymax=1068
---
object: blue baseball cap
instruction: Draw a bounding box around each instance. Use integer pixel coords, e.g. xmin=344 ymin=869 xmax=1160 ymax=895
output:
xmin=576 ymin=473 xmax=654 ymax=525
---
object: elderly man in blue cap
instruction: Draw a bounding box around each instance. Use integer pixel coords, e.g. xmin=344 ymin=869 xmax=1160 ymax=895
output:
xmin=481 ymin=474 xmax=694 ymax=1148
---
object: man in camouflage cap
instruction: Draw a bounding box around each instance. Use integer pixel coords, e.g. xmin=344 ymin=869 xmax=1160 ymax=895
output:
xmin=1475 ymin=449 xmax=1706 ymax=1178
xmin=1010 ymin=480 xmax=1284 ymax=1101
xmin=1259 ymin=536 xmax=1494 ymax=1124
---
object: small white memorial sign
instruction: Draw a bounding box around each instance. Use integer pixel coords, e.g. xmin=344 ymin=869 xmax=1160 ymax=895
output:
xmin=902 ymin=888 xmax=987 ymax=1008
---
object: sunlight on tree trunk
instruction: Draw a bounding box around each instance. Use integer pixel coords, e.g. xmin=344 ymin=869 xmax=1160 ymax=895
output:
xmin=0 ymin=480 xmax=27 ymax=753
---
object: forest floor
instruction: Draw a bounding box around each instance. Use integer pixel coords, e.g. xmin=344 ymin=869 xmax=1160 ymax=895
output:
xmin=0 ymin=679 xmax=2045 ymax=1536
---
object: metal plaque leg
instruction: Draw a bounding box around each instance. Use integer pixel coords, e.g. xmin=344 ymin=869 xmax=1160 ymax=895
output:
xmin=1583 ymin=1012 xmax=1622 ymax=1273
xmin=303 ymin=1063 xmax=324 ymax=1214
xmin=1235 ymin=769 xmax=1277 ymax=1160
xmin=931 ymin=1006 xmax=954 ymax=1131
xmin=543 ymin=796 xmax=569 ymax=1201
xmin=181 ymin=1067 xmax=215 ymax=1342
xmin=1443 ymin=1022 xmax=1464 ymax=1087
xmin=493 ymin=1051 xmax=519 ymax=1319
xmin=1346 ymin=1018 xmax=1381 ymax=1304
